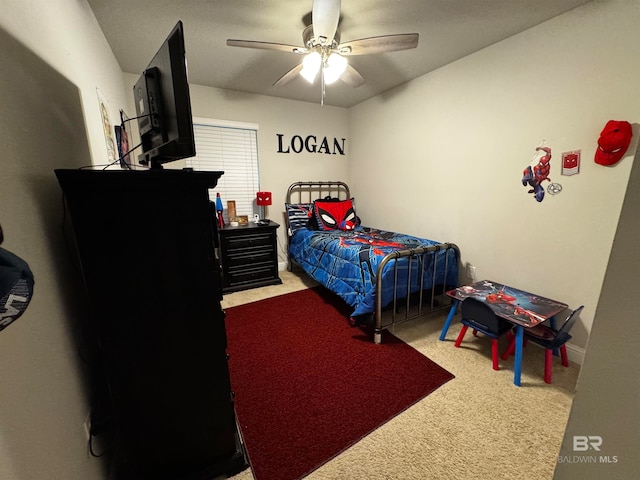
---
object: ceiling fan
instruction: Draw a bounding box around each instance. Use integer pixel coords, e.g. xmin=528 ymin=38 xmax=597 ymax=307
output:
xmin=226 ymin=0 xmax=419 ymax=104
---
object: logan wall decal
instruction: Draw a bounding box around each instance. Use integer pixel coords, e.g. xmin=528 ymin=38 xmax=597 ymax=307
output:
xmin=276 ymin=133 xmax=346 ymax=155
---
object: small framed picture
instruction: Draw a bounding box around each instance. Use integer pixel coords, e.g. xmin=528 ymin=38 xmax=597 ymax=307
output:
xmin=562 ymin=150 xmax=581 ymax=176
xmin=116 ymin=109 xmax=132 ymax=168
xmin=227 ymin=201 xmax=237 ymax=221
xmin=237 ymin=215 xmax=249 ymax=226
xmin=115 ymin=125 xmax=131 ymax=168
xmin=97 ymin=88 xmax=117 ymax=163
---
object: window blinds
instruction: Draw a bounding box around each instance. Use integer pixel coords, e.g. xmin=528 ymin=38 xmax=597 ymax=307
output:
xmin=188 ymin=118 xmax=259 ymax=223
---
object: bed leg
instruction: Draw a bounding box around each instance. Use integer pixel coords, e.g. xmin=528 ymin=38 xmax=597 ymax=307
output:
xmin=374 ymin=330 xmax=382 ymax=344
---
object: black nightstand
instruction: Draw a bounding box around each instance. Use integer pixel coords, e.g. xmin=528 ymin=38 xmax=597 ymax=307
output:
xmin=218 ymin=221 xmax=282 ymax=293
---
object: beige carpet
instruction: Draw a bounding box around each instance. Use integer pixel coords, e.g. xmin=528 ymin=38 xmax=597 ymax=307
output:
xmin=222 ymin=270 xmax=578 ymax=480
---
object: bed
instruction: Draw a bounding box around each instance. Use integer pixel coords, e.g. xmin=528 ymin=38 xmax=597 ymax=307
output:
xmin=285 ymin=181 xmax=460 ymax=344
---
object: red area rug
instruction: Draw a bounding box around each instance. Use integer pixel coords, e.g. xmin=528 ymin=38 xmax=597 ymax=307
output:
xmin=225 ymin=286 xmax=454 ymax=480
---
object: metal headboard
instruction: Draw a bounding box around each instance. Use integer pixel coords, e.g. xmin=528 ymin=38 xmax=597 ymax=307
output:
xmin=286 ymin=181 xmax=350 ymax=204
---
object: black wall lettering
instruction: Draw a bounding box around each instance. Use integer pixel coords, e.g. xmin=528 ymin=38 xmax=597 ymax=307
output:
xmin=276 ymin=133 xmax=346 ymax=155
xmin=304 ymin=135 xmax=317 ymax=153
xmin=318 ymin=137 xmax=330 ymax=154
xmin=291 ymin=135 xmax=304 ymax=153
xmin=276 ymin=134 xmax=290 ymax=153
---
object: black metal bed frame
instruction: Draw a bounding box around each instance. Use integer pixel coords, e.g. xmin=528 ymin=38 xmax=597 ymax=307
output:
xmin=286 ymin=181 xmax=460 ymax=343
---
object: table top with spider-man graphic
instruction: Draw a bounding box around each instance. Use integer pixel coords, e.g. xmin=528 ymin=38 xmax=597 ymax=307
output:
xmin=445 ymin=279 xmax=568 ymax=327
xmin=441 ymin=279 xmax=569 ymax=387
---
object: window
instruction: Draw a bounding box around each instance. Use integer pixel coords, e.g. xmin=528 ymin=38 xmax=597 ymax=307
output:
xmin=187 ymin=117 xmax=259 ymax=222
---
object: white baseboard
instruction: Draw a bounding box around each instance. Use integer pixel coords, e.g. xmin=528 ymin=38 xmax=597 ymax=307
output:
xmin=566 ymin=342 xmax=586 ymax=366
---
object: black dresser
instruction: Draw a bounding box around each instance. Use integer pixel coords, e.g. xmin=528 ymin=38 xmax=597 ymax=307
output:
xmin=55 ymin=169 xmax=247 ymax=480
xmin=218 ymin=221 xmax=282 ymax=293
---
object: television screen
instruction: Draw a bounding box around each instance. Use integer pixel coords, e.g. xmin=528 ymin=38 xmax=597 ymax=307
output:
xmin=133 ymin=21 xmax=195 ymax=169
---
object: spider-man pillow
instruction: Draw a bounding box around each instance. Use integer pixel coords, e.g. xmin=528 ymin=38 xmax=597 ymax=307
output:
xmin=313 ymin=198 xmax=360 ymax=231
xmin=285 ymin=203 xmax=315 ymax=234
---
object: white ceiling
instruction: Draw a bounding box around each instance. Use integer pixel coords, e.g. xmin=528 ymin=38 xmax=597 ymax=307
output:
xmin=87 ymin=0 xmax=592 ymax=108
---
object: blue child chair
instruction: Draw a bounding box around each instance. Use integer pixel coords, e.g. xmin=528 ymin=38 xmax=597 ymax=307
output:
xmin=454 ymin=298 xmax=512 ymax=370
xmin=502 ymin=306 xmax=583 ymax=383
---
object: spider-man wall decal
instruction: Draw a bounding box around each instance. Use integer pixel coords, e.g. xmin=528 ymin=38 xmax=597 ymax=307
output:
xmin=522 ymin=146 xmax=552 ymax=202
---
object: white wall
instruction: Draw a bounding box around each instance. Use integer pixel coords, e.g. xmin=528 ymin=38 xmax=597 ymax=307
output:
xmin=0 ymin=1 xmax=129 ymax=479
xmin=348 ymin=0 xmax=640 ymax=360
xmin=1 ymin=0 xmax=130 ymax=167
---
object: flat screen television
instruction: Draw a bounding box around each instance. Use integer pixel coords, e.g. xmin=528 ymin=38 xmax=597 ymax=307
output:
xmin=133 ymin=21 xmax=195 ymax=169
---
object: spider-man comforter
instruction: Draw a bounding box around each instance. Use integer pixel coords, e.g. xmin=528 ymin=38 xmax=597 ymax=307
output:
xmin=289 ymin=226 xmax=458 ymax=318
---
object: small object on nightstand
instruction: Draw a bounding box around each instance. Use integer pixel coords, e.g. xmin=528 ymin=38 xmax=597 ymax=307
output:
xmin=227 ymin=201 xmax=237 ymax=222
xmin=256 ymin=191 xmax=272 ymax=220
xmin=215 ymin=192 xmax=225 ymax=229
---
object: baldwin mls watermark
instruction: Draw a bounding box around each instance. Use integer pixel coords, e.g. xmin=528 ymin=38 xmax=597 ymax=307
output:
xmin=557 ymin=435 xmax=619 ymax=464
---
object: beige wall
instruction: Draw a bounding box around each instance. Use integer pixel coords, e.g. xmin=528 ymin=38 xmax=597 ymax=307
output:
xmin=188 ymin=85 xmax=349 ymax=233
xmin=1 ymin=0 xmax=130 ymax=167
xmin=348 ymin=0 xmax=640 ymax=362
xmin=1 ymin=0 xmax=638 ymax=478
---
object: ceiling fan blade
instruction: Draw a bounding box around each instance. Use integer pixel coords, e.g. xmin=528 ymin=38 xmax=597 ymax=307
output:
xmin=227 ymin=39 xmax=306 ymax=54
xmin=338 ymin=33 xmax=419 ymax=56
xmin=273 ymin=63 xmax=304 ymax=87
xmin=340 ymin=64 xmax=365 ymax=88
xmin=312 ymin=0 xmax=340 ymax=46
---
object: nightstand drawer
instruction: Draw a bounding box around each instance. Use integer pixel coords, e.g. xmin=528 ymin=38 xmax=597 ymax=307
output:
xmin=225 ymin=247 xmax=275 ymax=268
xmin=222 ymin=232 xmax=272 ymax=251
xmin=226 ymin=264 xmax=277 ymax=286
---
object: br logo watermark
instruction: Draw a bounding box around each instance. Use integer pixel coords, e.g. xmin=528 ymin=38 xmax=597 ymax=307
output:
xmin=558 ymin=435 xmax=618 ymax=464
xmin=573 ymin=435 xmax=602 ymax=452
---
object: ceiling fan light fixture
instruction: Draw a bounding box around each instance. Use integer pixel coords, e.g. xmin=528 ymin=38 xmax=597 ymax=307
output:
xmin=227 ymin=0 xmax=419 ymax=101
xmin=301 ymin=51 xmax=321 ymax=83
xmin=323 ymin=52 xmax=347 ymax=84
